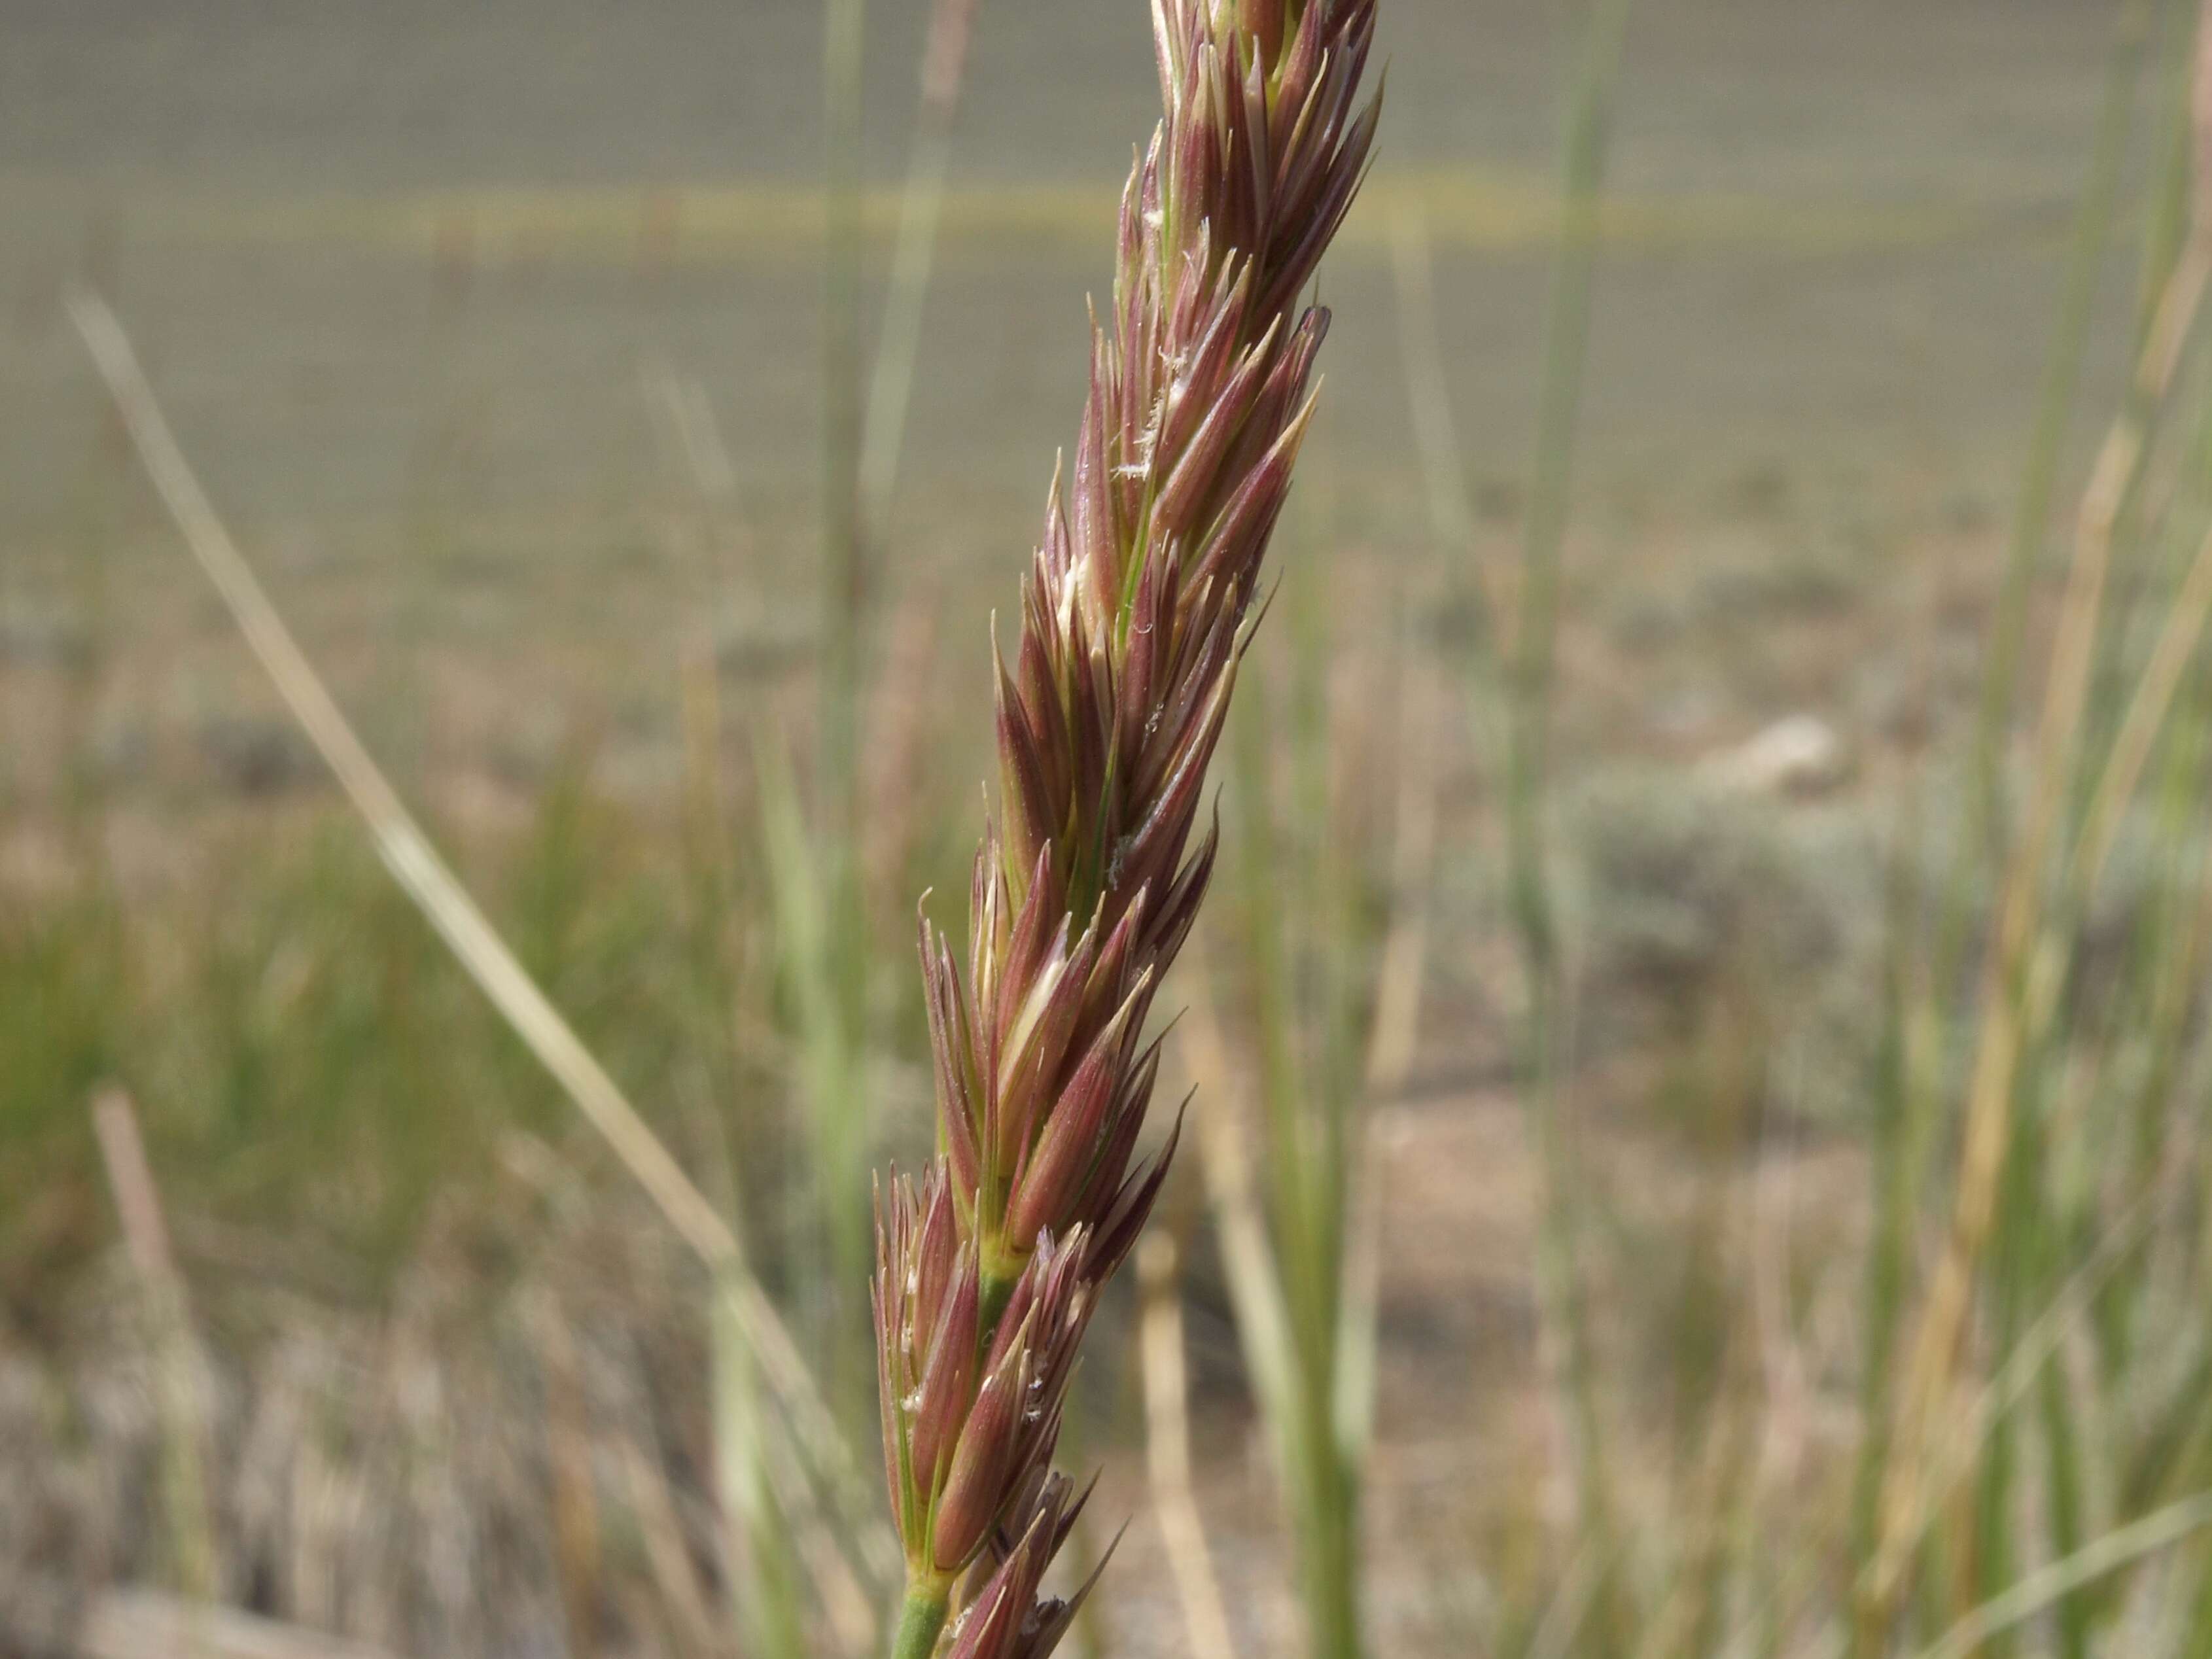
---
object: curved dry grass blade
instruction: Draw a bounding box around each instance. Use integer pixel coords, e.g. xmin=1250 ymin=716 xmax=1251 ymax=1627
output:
xmin=63 ymin=289 xmax=883 ymax=1596
xmin=1910 ymin=1493 xmax=2212 ymax=1659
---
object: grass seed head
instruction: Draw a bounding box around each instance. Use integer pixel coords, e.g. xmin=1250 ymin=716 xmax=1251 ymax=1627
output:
xmin=875 ymin=0 xmax=1380 ymax=1645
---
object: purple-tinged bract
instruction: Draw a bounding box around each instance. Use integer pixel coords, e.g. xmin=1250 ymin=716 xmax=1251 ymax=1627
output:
xmin=875 ymin=2 xmax=1380 ymax=1647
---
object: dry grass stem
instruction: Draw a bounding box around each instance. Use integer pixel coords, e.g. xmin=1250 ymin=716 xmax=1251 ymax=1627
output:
xmin=1337 ymin=610 xmax=1447 ymax=1496
xmin=63 ymin=289 xmax=882 ymax=1607
xmin=1363 ymin=626 xmax=1443 ymax=1100
xmin=91 ymin=1085 xmax=220 ymax=1604
xmin=1887 ymin=1154 xmax=2186 ymax=1569
xmin=1868 ymin=200 xmax=2212 ymax=1626
xmin=617 ymin=1433 xmax=724 ymax=1659
xmin=2064 ymin=511 xmax=2212 ymax=912
xmin=1180 ymin=947 xmax=1302 ymax=1444
xmin=533 ymin=1291 xmax=605 ymax=1659
xmin=1910 ymin=1493 xmax=2212 ymax=1659
xmin=1138 ymin=1231 xmax=1242 ymax=1659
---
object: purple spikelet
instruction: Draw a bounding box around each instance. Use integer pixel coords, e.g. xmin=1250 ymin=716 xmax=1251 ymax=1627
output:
xmin=875 ymin=3 xmax=1381 ymax=1650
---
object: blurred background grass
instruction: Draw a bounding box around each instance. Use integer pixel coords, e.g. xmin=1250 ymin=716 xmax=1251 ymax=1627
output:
xmin=7 ymin=1 xmax=2212 ymax=1656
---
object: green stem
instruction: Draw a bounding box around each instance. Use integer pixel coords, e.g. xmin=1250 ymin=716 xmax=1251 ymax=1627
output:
xmin=892 ymin=1586 xmax=951 ymax=1659
xmin=1504 ymin=2 xmax=1632 ymax=1651
xmin=820 ymin=0 xmax=868 ymax=843
xmin=978 ymin=1254 xmax=1021 ymax=1338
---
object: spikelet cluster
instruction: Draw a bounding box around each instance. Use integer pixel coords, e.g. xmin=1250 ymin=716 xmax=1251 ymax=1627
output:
xmin=873 ymin=3 xmax=1380 ymax=1650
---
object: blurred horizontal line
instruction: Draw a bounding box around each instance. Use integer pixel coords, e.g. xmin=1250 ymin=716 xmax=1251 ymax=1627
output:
xmin=4 ymin=165 xmax=2046 ymax=265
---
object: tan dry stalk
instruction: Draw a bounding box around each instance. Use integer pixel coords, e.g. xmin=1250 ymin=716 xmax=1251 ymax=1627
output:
xmin=90 ymin=1086 xmax=220 ymax=1605
xmin=2060 ymin=510 xmax=2212 ymax=924
xmin=870 ymin=5 xmax=1382 ymax=1655
xmin=1865 ymin=1 xmax=2212 ymax=1620
xmin=1864 ymin=205 xmax=2212 ymax=1631
xmin=532 ymin=1289 xmax=605 ymax=1659
xmin=1336 ymin=600 xmax=1445 ymax=1466
xmin=616 ymin=1433 xmax=723 ymax=1659
xmin=1180 ymin=936 xmax=1304 ymax=1465
xmin=1883 ymin=1154 xmax=2186 ymax=1575
xmin=1137 ymin=1230 xmax=1242 ymax=1659
xmin=1363 ymin=599 xmax=1444 ymax=1102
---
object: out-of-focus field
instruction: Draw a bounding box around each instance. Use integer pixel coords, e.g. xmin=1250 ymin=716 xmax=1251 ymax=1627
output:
xmin=0 ymin=1 xmax=2183 ymax=1656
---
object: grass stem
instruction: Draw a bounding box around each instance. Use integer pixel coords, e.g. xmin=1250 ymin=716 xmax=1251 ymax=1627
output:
xmin=1138 ymin=1229 xmax=1243 ymax=1659
xmin=821 ymin=0 xmax=869 ymax=841
xmin=891 ymin=1588 xmax=951 ymax=1659
xmin=90 ymin=1087 xmax=217 ymax=1605
xmin=861 ymin=0 xmax=983 ymax=537
xmin=1503 ymin=2 xmax=1631 ymax=1645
